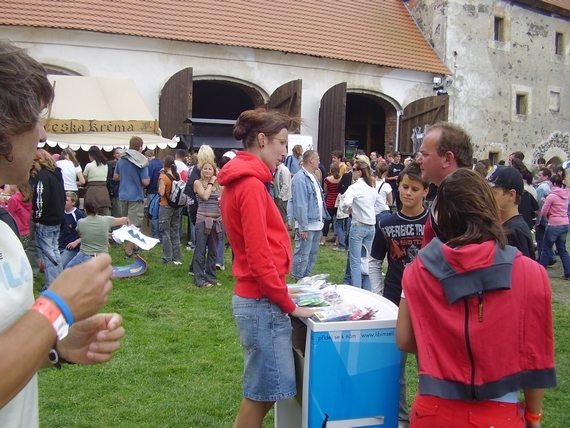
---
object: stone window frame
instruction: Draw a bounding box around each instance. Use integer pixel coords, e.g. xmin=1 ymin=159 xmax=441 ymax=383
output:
xmin=552 ymin=29 xmax=569 ymax=65
xmin=512 ymin=84 xmax=532 ymax=122
xmin=548 ymin=86 xmax=561 ymax=113
xmin=488 ymin=8 xmax=511 ymax=52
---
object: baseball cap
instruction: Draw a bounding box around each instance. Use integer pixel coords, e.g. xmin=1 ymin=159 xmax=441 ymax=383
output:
xmin=486 ymin=165 xmax=524 ymax=195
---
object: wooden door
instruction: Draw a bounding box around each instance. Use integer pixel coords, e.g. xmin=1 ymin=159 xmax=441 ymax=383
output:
xmin=159 ymin=68 xmax=193 ymax=139
xmin=269 ymin=79 xmax=302 ymax=134
xmin=318 ymin=82 xmax=347 ymax=167
xmin=399 ymin=95 xmax=448 ymax=154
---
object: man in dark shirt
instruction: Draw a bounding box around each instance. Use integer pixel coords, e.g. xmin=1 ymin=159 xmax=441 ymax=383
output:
xmin=386 ymin=151 xmax=404 ymax=210
xmin=487 ymin=165 xmax=535 ymax=259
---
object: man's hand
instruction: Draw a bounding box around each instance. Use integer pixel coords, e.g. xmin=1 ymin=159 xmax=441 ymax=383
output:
xmin=57 ymin=313 xmax=124 ymax=364
xmin=299 ymin=231 xmax=308 ymax=240
xmin=49 ymin=254 xmax=113 ymax=322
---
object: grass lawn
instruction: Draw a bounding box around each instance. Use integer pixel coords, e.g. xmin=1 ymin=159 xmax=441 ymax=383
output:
xmin=37 ymin=239 xmax=570 ymax=427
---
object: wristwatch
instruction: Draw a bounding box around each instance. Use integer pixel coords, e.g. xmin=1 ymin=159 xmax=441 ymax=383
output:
xmin=48 ymin=348 xmax=62 ymax=369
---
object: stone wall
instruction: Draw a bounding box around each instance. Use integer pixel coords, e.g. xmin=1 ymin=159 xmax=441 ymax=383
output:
xmin=406 ymin=0 xmax=570 ymax=165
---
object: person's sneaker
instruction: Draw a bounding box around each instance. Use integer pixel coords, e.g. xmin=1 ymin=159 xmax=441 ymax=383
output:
xmin=173 ymin=261 xmax=182 ymax=265
xmin=186 ymin=246 xmax=194 ymax=251
xmin=216 ymin=263 xmax=225 ymax=270
xmin=548 ymin=259 xmax=557 ymax=266
xmin=188 ymin=271 xmax=194 ymax=276
xmin=124 ymin=252 xmax=135 ymax=259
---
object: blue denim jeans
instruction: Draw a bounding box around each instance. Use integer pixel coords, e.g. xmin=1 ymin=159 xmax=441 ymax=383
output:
xmin=334 ymin=217 xmax=348 ymax=250
xmin=216 ymin=222 xmax=226 ymax=268
xmin=65 ymin=252 xmax=94 ymax=269
xmin=348 ymin=222 xmax=375 ymax=291
xmin=59 ymin=248 xmax=79 ymax=269
xmin=193 ymin=221 xmax=218 ymax=286
xmin=540 ymin=224 xmax=570 ymax=277
xmin=292 ymin=228 xmax=322 ymax=280
xmin=36 ymin=224 xmax=63 ymax=287
xmin=232 ymin=295 xmax=296 ymax=401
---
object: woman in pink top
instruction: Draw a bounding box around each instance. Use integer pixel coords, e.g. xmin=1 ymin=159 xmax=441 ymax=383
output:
xmin=539 ymin=174 xmax=570 ymax=278
xmin=6 ymin=182 xmax=33 ymax=244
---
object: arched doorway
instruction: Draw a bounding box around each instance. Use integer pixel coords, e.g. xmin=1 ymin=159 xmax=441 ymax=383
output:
xmin=159 ymin=70 xmax=302 ymax=156
xmin=192 ymin=80 xmax=260 ymax=119
xmin=345 ymin=93 xmax=396 ymax=158
xmin=317 ymin=84 xmax=398 ymax=165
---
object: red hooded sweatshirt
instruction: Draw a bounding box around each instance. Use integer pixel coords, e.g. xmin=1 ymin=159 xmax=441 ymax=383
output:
xmin=218 ymin=151 xmax=296 ymax=313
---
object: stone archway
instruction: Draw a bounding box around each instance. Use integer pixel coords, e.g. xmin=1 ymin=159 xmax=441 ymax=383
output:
xmin=532 ymin=131 xmax=570 ymax=166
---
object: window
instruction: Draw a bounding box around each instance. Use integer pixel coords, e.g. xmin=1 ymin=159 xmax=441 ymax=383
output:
xmin=516 ymin=94 xmax=528 ymax=116
xmin=494 ymin=16 xmax=505 ymax=41
xmin=549 ymin=90 xmax=560 ymax=112
xmin=555 ymin=32 xmax=564 ymax=56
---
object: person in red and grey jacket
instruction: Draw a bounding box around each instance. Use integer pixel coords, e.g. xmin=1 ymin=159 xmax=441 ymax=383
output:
xmin=218 ymin=108 xmax=314 ymax=428
xmin=397 ymin=169 xmax=556 ymax=428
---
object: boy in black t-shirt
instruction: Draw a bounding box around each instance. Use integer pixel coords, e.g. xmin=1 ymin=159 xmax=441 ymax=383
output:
xmin=487 ymin=165 xmax=535 ymax=260
xmin=386 ymin=151 xmax=405 ymax=211
xmin=371 ymin=162 xmax=428 ymax=428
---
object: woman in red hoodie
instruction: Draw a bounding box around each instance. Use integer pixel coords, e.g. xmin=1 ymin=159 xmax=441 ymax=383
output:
xmin=397 ymin=169 xmax=555 ymax=428
xmin=218 ymin=109 xmax=314 ymax=428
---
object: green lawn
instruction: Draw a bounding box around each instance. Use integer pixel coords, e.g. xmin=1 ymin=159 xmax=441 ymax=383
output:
xmin=37 ymin=240 xmax=570 ymax=427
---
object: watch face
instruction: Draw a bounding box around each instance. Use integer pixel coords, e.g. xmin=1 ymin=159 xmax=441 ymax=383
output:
xmin=48 ymin=349 xmax=60 ymax=366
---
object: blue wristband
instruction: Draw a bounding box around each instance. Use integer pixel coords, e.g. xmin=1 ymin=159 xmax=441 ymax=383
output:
xmin=41 ymin=290 xmax=74 ymax=326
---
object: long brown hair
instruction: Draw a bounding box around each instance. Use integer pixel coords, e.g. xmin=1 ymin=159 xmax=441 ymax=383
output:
xmin=61 ymin=147 xmax=80 ymax=167
xmin=233 ymin=108 xmax=297 ymax=149
xmin=353 ymin=156 xmax=375 ymax=187
xmin=436 ymin=169 xmax=506 ymax=248
xmin=162 ymin=155 xmax=180 ymax=181
xmin=34 ymin=149 xmax=56 ymax=171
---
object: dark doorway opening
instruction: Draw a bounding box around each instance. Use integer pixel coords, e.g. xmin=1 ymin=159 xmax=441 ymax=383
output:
xmin=192 ymin=81 xmax=257 ymax=120
xmin=345 ymin=93 xmax=387 ymax=157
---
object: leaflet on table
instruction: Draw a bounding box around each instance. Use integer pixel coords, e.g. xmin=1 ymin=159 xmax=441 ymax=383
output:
xmin=288 ymin=277 xmax=378 ymax=322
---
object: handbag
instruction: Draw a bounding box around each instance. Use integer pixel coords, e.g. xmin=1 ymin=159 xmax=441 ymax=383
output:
xmin=335 ymin=193 xmax=349 ymax=219
xmin=360 ymin=244 xmax=371 ymax=276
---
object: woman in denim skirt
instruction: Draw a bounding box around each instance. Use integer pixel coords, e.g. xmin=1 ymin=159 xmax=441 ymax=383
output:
xmin=218 ymin=108 xmax=314 ymax=428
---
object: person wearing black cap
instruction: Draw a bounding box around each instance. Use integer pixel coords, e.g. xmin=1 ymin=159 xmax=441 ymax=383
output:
xmin=487 ymin=165 xmax=535 ymax=259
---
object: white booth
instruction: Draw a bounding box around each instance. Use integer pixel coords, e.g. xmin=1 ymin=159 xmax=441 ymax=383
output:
xmin=275 ymin=285 xmax=401 ymax=428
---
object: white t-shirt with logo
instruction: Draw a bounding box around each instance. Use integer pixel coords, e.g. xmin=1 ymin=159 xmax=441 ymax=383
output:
xmin=0 ymin=221 xmax=38 ymax=427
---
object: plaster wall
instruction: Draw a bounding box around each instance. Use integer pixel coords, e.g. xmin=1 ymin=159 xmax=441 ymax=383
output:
xmin=407 ymin=0 xmax=570 ymax=164
xmin=1 ymin=26 xmax=436 ymax=151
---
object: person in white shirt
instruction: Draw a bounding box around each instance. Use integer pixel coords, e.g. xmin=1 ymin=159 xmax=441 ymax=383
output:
xmin=0 ymin=40 xmax=124 ymax=428
xmin=340 ymin=155 xmax=378 ymax=291
xmin=56 ymin=147 xmax=85 ymax=199
xmin=273 ymin=157 xmax=292 ymax=224
xmin=174 ymin=149 xmax=189 ymax=180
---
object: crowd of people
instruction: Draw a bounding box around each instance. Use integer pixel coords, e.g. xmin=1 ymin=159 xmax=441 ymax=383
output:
xmin=0 ymin=39 xmax=559 ymax=428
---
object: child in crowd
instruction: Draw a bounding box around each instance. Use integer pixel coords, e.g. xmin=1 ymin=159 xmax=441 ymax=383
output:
xmin=6 ymin=182 xmax=33 ymax=246
xmin=59 ymin=191 xmax=86 ymax=268
xmin=487 ymin=165 xmax=535 ymax=259
xmin=66 ymin=199 xmax=130 ymax=268
xmin=370 ymin=162 xmax=429 ymax=428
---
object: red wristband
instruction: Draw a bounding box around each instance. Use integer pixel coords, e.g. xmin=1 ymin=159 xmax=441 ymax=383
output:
xmin=524 ymin=408 xmax=543 ymax=423
xmin=30 ymin=297 xmax=69 ymax=340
